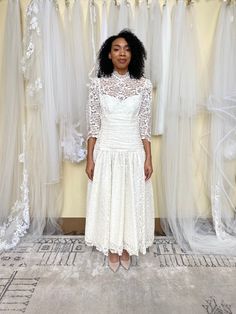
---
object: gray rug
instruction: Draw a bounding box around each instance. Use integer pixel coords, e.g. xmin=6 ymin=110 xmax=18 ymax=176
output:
xmin=0 ymin=236 xmax=235 ymax=314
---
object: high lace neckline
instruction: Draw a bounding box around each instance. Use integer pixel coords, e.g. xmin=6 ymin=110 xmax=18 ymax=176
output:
xmin=112 ymin=70 xmax=130 ymax=80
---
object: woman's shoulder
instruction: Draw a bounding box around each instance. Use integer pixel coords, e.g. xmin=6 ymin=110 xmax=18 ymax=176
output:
xmin=89 ymin=77 xmax=100 ymax=83
xmin=136 ymin=77 xmax=152 ymax=90
xmin=140 ymin=77 xmax=152 ymax=88
xmin=88 ymin=77 xmax=100 ymax=89
xmin=89 ymin=76 xmax=110 ymax=84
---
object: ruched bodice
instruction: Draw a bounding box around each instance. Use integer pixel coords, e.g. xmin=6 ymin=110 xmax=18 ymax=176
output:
xmin=96 ymin=94 xmax=144 ymax=151
xmin=86 ymin=72 xmax=153 ymax=143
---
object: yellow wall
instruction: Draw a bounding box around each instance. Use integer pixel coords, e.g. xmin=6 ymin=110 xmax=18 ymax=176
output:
xmin=0 ymin=0 xmax=221 ymax=218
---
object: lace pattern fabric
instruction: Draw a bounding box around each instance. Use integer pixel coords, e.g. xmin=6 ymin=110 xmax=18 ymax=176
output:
xmin=86 ymin=71 xmax=152 ymax=142
xmin=85 ymin=149 xmax=155 ymax=256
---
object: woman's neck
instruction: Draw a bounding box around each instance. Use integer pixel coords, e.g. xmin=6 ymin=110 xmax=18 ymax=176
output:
xmin=112 ymin=70 xmax=130 ymax=80
xmin=113 ymin=67 xmax=128 ymax=75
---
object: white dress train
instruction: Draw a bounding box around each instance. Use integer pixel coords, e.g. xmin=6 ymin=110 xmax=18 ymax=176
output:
xmin=85 ymin=71 xmax=155 ymax=256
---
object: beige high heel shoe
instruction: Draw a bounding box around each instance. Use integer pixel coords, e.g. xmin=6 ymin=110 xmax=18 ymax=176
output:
xmin=120 ymin=251 xmax=131 ymax=270
xmin=108 ymin=253 xmax=120 ymax=272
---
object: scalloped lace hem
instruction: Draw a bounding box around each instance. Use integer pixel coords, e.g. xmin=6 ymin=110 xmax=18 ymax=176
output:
xmin=85 ymin=238 xmax=154 ymax=256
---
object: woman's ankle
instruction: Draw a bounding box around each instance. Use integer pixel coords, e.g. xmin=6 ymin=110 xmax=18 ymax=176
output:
xmin=121 ymin=250 xmax=130 ymax=260
xmin=108 ymin=251 xmax=119 ymax=262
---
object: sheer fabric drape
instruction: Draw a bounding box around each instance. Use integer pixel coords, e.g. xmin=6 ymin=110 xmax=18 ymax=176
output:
xmin=160 ymin=1 xmax=236 ymax=255
xmin=0 ymin=0 xmax=29 ymax=251
xmin=62 ymin=0 xmax=87 ymax=163
xmin=22 ymin=0 xmax=64 ymax=238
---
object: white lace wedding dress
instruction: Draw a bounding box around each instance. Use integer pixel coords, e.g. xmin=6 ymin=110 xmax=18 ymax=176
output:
xmin=85 ymin=70 xmax=155 ymax=256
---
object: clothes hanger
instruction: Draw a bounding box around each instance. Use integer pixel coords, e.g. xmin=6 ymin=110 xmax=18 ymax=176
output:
xmin=135 ymin=0 xmax=143 ymax=6
xmin=146 ymin=0 xmax=151 ymax=8
xmin=223 ymin=0 xmax=236 ymax=4
xmin=186 ymin=0 xmax=194 ymax=5
xmin=175 ymin=0 xmax=185 ymax=3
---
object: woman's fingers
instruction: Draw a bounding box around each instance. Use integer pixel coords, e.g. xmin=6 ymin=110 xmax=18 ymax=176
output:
xmin=90 ymin=168 xmax=94 ymax=181
xmin=89 ymin=168 xmax=94 ymax=181
xmin=145 ymin=167 xmax=153 ymax=181
xmin=86 ymin=165 xmax=94 ymax=181
xmin=86 ymin=158 xmax=95 ymax=181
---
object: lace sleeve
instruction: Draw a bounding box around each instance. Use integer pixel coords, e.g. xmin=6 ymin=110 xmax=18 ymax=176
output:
xmin=86 ymin=78 xmax=101 ymax=140
xmin=139 ymin=79 xmax=152 ymax=142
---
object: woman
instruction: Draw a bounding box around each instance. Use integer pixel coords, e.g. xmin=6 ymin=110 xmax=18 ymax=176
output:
xmin=85 ymin=29 xmax=155 ymax=272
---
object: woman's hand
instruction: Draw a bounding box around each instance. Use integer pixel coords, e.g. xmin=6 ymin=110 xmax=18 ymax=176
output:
xmin=144 ymin=158 xmax=153 ymax=181
xmin=141 ymin=139 xmax=153 ymax=181
xmin=86 ymin=158 xmax=95 ymax=181
xmin=86 ymin=137 xmax=97 ymax=181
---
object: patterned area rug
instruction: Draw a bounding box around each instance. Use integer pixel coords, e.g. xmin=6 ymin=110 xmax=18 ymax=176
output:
xmin=0 ymin=236 xmax=235 ymax=314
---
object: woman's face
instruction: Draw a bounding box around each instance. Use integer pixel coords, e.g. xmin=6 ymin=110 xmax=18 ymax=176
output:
xmin=108 ymin=37 xmax=131 ymax=73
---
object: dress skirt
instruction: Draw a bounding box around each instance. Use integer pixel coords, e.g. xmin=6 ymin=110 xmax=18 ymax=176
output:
xmin=84 ymin=112 xmax=155 ymax=256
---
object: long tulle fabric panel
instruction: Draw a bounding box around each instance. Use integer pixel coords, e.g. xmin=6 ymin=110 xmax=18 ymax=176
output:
xmin=161 ymin=1 xmax=236 ymax=255
xmin=0 ymin=0 xmax=29 ymax=251
xmin=23 ymin=0 xmax=63 ymax=238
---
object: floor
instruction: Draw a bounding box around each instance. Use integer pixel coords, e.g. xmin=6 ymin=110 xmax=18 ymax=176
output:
xmin=0 ymin=236 xmax=235 ymax=314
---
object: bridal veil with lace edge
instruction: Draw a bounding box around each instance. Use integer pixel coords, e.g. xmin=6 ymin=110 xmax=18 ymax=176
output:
xmin=22 ymin=0 xmax=64 ymax=238
xmin=0 ymin=0 xmax=30 ymax=251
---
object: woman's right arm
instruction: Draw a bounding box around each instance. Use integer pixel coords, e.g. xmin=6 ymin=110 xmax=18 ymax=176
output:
xmin=86 ymin=138 xmax=96 ymax=180
xmin=85 ymin=79 xmax=101 ymax=181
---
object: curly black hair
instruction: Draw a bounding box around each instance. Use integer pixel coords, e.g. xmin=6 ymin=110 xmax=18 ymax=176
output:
xmin=97 ymin=29 xmax=147 ymax=79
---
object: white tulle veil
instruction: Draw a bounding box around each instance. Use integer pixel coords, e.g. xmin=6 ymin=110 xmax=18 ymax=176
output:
xmin=62 ymin=0 xmax=87 ymax=163
xmin=0 ymin=0 xmax=29 ymax=251
xmin=153 ymin=0 xmax=171 ymax=135
xmin=160 ymin=1 xmax=236 ymax=255
xmin=22 ymin=0 xmax=64 ymax=238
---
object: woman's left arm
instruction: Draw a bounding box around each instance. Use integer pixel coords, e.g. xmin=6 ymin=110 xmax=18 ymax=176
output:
xmin=139 ymin=79 xmax=153 ymax=181
xmin=142 ymin=139 xmax=153 ymax=181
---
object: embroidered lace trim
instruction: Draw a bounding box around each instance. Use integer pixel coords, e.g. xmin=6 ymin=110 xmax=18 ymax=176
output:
xmin=86 ymin=72 xmax=152 ymax=142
